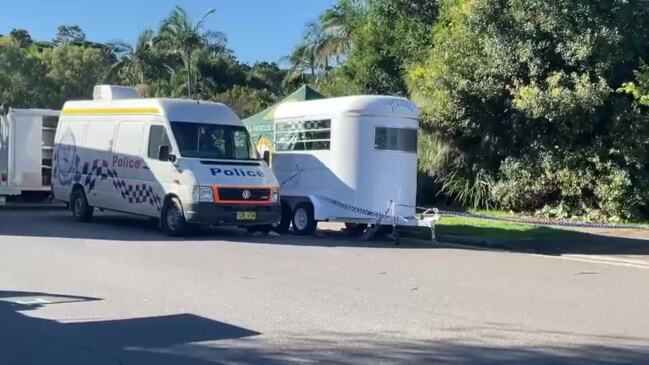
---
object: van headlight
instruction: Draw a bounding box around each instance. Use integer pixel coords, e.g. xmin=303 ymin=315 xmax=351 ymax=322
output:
xmin=271 ymin=187 xmax=279 ymax=203
xmin=193 ymin=186 xmax=214 ymax=202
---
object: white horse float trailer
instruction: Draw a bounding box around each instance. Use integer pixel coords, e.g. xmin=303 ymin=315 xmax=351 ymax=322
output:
xmin=0 ymin=108 xmax=60 ymax=205
xmin=267 ymin=95 xmax=436 ymax=237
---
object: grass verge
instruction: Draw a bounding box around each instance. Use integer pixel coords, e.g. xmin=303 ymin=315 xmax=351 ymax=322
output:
xmin=401 ymin=215 xmax=571 ymax=243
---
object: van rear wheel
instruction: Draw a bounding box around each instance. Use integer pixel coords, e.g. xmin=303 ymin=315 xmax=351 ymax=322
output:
xmin=161 ymin=197 xmax=188 ymax=236
xmin=292 ymin=202 xmax=316 ymax=236
xmin=70 ymin=188 xmax=93 ymax=222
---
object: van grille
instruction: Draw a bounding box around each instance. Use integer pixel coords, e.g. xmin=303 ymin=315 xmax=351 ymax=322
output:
xmin=217 ymin=187 xmax=270 ymax=202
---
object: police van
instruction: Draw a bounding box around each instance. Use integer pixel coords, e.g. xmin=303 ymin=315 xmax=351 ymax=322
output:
xmin=52 ymin=85 xmax=280 ymax=235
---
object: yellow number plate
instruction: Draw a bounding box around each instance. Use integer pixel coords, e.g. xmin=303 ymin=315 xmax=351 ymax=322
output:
xmin=236 ymin=211 xmax=256 ymax=220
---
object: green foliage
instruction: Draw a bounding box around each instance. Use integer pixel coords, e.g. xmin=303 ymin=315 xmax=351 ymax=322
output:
xmin=408 ymin=0 xmax=649 ymax=220
xmin=492 ymin=152 xmax=645 ymax=222
xmin=0 ymin=37 xmax=49 ymax=107
xmin=0 ymin=8 xmax=284 ymax=116
xmin=620 ymin=64 xmax=649 ymax=106
xmin=157 ymin=6 xmax=225 ymax=98
xmin=37 ymin=44 xmax=113 ymax=107
xmin=54 ymin=25 xmax=86 ymax=44
xmin=342 ymin=0 xmax=439 ymax=95
xmin=9 ymin=29 xmax=33 ymax=47
xmin=213 ymin=85 xmax=275 ymax=118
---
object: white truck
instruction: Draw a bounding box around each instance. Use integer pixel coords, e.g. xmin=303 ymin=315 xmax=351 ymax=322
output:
xmin=0 ymin=108 xmax=60 ymax=205
xmin=266 ymin=95 xmax=422 ymax=236
xmin=52 ymin=85 xmax=281 ymax=235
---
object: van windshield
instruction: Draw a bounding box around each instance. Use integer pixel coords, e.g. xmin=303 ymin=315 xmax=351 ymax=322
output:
xmin=170 ymin=122 xmax=258 ymax=160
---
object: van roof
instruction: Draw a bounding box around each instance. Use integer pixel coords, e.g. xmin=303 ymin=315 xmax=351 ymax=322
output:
xmin=61 ymin=98 xmax=241 ymax=125
xmin=273 ymin=95 xmax=419 ymax=120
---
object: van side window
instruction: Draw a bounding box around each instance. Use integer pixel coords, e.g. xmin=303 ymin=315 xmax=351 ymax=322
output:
xmin=275 ymin=119 xmax=331 ymax=152
xmin=85 ymin=122 xmax=116 ymax=150
xmin=114 ymin=122 xmax=145 ymax=155
xmin=148 ymin=126 xmax=171 ymax=159
xmin=374 ymin=127 xmax=417 ymax=153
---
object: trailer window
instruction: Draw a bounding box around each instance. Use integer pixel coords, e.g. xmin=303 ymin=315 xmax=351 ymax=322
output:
xmin=375 ymin=127 xmax=417 ymax=153
xmin=275 ymin=119 xmax=331 ymax=151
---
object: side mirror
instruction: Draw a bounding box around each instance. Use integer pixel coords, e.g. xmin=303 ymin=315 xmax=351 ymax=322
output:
xmin=158 ymin=145 xmax=170 ymax=161
xmin=262 ymin=150 xmax=271 ymax=165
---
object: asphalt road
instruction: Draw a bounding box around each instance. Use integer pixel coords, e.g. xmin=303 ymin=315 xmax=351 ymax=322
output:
xmin=1 ymin=208 xmax=649 ymax=364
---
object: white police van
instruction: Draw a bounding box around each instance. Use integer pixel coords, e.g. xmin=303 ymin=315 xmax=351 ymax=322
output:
xmin=52 ymin=85 xmax=280 ymax=235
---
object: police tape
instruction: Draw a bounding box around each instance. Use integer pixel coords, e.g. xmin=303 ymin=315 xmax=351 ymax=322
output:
xmin=315 ymin=195 xmax=394 ymax=225
xmin=280 ymin=172 xmax=300 ymax=187
xmin=419 ymin=207 xmax=649 ymax=230
xmin=279 ymin=164 xmax=302 ymax=187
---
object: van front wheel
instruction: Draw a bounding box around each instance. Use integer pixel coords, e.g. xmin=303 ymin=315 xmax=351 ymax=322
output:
xmin=271 ymin=202 xmax=292 ymax=234
xmin=161 ymin=197 xmax=188 ymax=236
xmin=292 ymin=202 xmax=316 ymax=236
xmin=70 ymin=188 xmax=93 ymax=222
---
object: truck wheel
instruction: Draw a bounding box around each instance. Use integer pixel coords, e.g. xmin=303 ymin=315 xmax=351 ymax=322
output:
xmin=70 ymin=188 xmax=93 ymax=222
xmin=161 ymin=197 xmax=188 ymax=236
xmin=271 ymin=202 xmax=292 ymax=234
xmin=292 ymin=202 xmax=316 ymax=236
xmin=344 ymin=223 xmax=368 ymax=236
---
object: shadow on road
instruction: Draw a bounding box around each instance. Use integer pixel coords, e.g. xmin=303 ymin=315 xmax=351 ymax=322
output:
xmin=2 ymin=290 xmax=649 ymax=364
xmin=3 ymin=209 xmax=649 ymax=254
xmin=0 ymin=209 xmax=425 ymax=249
xmin=0 ymin=290 xmax=259 ymax=365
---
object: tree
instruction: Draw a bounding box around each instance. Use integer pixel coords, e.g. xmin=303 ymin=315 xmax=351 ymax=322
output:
xmin=246 ymin=62 xmax=286 ymax=94
xmin=0 ymin=36 xmax=50 ymax=107
xmin=620 ymin=64 xmax=649 ymax=107
xmin=284 ymin=22 xmax=325 ymax=83
xmin=110 ymin=29 xmax=156 ymax=85
xmin=54 ymin=25 xmax=86 ymax=44
xmin=38 ymin=44 xmax=112 ymax=106
xmin=316 ymin=0 xmax=364 ymax=62
xmin=338 ymin=0 xmax=439 ymax=95
xmin=214 ymin=85 xmax=275 ymax=118
xmin=408 ymin=0 xmax=649 ymax=219
xmin=9 ymin=29 xmax=33 ymax=47
xmin=157 ymin=6 xmax=225 ymax=98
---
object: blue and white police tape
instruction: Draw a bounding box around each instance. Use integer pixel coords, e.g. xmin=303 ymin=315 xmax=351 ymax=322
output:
xmin=315 ymin=195 xmax=394 ymax=225
xmin=279 ymin=164 xmax=303 ymax=187
xmin=417 ymin=207 xmax=649 ymax=230
xmin=280 ymin=171 xmax=300 ymax=187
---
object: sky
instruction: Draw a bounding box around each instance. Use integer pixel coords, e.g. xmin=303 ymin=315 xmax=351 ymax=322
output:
xmin=0 ymin=0 xmax=335 ymax=65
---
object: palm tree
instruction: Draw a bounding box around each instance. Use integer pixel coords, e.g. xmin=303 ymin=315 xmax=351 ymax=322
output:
xmin=316 ymin=1 xmax=362 ymax=62
xmin=283 ymin=22 xmax=324 ymax=83
xmin=110 ymin=29 xmax=155 ymax=85
xmin=283 ymin=1 xmax=364 ymax=84
xmin=157 ymin=6 xmax=225 ymax=98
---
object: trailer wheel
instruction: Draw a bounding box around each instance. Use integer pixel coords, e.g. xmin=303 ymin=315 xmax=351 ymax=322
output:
xmin=161 ymin=197 xmax=188 ymax=237
xmin=292 ymin=202 xmax=316 ymax=236
xmin=271 ymin=202 xmax=292 ymax=234
xmin=70 ymin=188 xmax=93 ymax=222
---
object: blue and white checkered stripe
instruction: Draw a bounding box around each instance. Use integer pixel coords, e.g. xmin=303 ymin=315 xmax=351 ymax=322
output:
xmin=71 ymin=158 xmax=163 ymax=212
